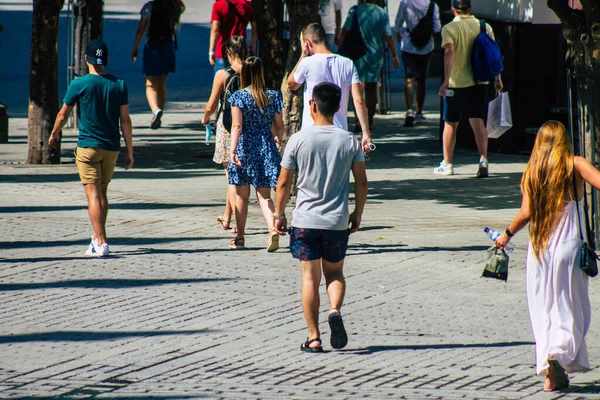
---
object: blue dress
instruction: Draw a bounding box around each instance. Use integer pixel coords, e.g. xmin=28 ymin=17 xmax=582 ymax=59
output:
xmin=227 ymin=89 xmax=283 ymax=188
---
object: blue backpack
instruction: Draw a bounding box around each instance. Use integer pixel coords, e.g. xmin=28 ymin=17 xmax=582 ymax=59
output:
xmin=471 ymin=20 xmax=504 ymax=83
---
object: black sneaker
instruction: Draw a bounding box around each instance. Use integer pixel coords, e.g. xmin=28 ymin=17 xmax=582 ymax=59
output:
xmin=328 ymin=311 xmax=348 ymax=349
xmin=151 ymin=109 xmax=163 ymax=129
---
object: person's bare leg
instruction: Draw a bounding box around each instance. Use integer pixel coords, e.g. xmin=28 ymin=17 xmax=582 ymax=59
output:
xmin=233 ymin=185 xmax=250 ymax=238
xmin=98 ymin=183 xmax=109 ymax=244
xmin=416 ymin=79 xmax=426 ymax=115
xmin=255 ymin=187 xmax=276 ymax=232
xmin=222 ymin=164 xmax=233 ymax=223
xmin=301 ymin=259 xmax=322 ymax=346
xmin=364 ymin=82 xmax=377 ymax=128
xmin=84 ymin=183 xmax=107 ymax=245
xmin=157 ymin=75 xmax=168 ymax=110
xmin=404 ymin=78 xmax=414 ymax=111
xmin=442 ymin=121 xmax=459 ymax=164
xmin=469 ymin=118 xmax=488 ymax=160
xmin=322 ymin=258 xmax=345 ymax=313
xmin=145 ymin=76 xmax=160 ymax=112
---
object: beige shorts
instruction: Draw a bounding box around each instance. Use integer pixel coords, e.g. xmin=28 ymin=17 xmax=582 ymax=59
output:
xmin=75 ymin=147 xmax=119 ymax=185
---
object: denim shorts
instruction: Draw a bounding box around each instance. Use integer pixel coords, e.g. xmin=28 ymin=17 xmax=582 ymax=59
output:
xmin=289 ymin=227 xmax=349 ymax=263
xmin=143 ymin=41 xmax=176 ymax=76
xmin=443 ymin=84 xmax=488 ymax=122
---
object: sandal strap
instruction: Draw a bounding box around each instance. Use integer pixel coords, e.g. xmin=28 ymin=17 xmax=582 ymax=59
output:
xmin=306 ymin=337 xmax=322 ymax=345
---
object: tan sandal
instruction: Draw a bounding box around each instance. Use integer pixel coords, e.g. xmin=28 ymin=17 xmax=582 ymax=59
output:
xmin=217 ymin=216 xmax=231 ymax=230
xmin=229 ymin=237 xmax=245 ymax=249
xmin=544 ymin=356 xmax=569 ymax=392
xmin=267 ymin=230 xmax=279 ymax=252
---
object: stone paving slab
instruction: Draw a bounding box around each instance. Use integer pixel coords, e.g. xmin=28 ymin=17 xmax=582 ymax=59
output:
xmin=2 ymin=100 xmax=600 ymax=399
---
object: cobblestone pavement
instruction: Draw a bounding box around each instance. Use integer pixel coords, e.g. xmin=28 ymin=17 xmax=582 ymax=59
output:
xmin=2 ymin=100 xmax=600 ymax=399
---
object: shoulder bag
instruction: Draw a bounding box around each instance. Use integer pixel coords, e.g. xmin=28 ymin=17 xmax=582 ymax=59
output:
xmin=337 ymin=5 xmax=366 ymax=61
xmin=572 ymin=168 xmax=599 ymax=277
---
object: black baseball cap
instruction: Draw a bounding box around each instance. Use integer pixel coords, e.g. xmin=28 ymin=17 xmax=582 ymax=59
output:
xmin=453 ymin=0 xmax=472 ymax=10
xmin=86 ymin=40 xmax=108 ymax=66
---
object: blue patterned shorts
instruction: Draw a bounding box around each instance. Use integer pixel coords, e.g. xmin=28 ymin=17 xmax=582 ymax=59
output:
xmin=289 ymin=227 xmax=349 ymax=263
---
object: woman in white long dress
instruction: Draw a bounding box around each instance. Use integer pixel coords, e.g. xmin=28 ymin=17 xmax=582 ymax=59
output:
xmin=496 ymin=120 xmax=595 ymax=392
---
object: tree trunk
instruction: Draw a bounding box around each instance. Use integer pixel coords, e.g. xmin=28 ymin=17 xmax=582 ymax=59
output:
xmin=548 ymin=0 xmax=600 ymax=236
xmin=252 ymin=0 xmax=284 ymax=89
xmin=28 ymin=0 xmax=64 ymax=164
xmin=281 ymin=0 xmax=320 ymax=138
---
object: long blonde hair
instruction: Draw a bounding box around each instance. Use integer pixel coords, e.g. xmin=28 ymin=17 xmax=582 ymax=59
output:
xmin=522 ymin=120 xmax=574 ymax=257
xmin=240 ymin=56 xmax=270 ymax=110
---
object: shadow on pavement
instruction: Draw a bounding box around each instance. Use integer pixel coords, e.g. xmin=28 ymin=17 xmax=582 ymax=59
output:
xmin=0 ymin=202 xmax=221 ymax=213
xmin=0 ymin=236 xmax=222 ymax=250
xmin=0 ymin=278 xmax=238 ymax=291
xmin=0 ymin=330 xmax=213 ymax=344
xmin=347 ymin=341 xmax=535 ymax=354
xmin=369 ymin=174 xmax=523 ymax=211
xmin=2 ymin=10 xmax=214 ymax=117
xmin=348 ymin=243 xmax=490 ymax=255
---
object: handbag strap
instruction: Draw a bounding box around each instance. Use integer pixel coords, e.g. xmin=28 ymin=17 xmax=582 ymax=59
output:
xmin=351 ymin=5 xmax=359 ymax=30
xmin=572 ymin=164 xmax=585 ymax=241
xmin=572 ymin=160 xmax=595 ymax=247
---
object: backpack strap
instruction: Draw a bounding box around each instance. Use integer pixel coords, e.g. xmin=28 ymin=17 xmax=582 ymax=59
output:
xmin=225 ymin=0 xmax=247 ymax=24
xmin=216 ymin=68 xmax=238 ymax=122
xmin=480 ymin=19 xmax=486 ymax=34
xmin=426 ymin=1 xmax=435 ymax=18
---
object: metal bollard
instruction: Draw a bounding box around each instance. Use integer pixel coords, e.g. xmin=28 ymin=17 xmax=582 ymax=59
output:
xmin=0 ymin=103 xmax=8 ymax=143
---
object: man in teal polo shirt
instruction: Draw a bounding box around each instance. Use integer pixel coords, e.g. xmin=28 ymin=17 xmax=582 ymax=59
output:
xmin=50 ymin=40 xmax=134 ymax=257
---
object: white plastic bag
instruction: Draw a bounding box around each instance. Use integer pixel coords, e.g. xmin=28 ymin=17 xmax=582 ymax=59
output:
xmin=486 ymin=91 xmax=512 ymax=139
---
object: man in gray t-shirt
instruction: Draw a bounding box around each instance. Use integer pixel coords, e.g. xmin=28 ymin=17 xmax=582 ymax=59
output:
xmin=274 ymin=82 xmax=368 ymax=353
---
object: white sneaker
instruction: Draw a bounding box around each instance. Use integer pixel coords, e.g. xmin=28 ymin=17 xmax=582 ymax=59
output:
xmin=415 ymin=113 xmax=427 ymax=124
xmin=404 ymin=109 xmax=415 ymax=127
xmin=85 ymin=236 xmax=98 ymax=256
xmin=85 ymin=236 xmax=110 ymax=257
xmin=433 ymin=160 xmax=454 ymax=176
xmin=95 ymin=243 xmax=110 ymax=256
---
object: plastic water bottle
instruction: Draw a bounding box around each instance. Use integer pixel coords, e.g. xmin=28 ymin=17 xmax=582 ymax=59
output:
xmin=205 ymin=122 xmax=212 ymax=144
xmin=484 ymin=227 xmax=514 ymax=253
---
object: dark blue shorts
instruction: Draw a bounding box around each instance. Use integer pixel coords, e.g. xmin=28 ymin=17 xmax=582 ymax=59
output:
xmin=289 ymin=227 xmax=349 ymax=263
xmin=143 ymin=41 xmax=176 ymax=76
xmin=443 ymin=84 xmax=488 ymax=122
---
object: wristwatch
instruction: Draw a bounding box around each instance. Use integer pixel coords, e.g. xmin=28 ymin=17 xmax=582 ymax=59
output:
xmin=505 ymin=228 xmax=514 ymax=237
xmin=274 ymin=215 xmax=286 ymax=221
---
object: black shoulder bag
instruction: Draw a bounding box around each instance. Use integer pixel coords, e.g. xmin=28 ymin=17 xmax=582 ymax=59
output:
xmin=572 ymin=169 xmax=599 ymax=277
xmin=338 ymin=5 xmax=366 ymax=61
xmin=409 ymin=1 xmax=435 ymax=48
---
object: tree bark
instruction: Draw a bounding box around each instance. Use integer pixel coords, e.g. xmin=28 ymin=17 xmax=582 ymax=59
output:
xmin=252 ymin=0 xmax=284 ymax=89
xmin=281 ymin=0 xmax=320 ymax=138
xmin=28 ymin=0 xmax=65 ymax=164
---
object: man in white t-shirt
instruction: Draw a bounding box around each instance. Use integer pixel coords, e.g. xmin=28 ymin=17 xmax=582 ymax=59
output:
xmin=318 ymin=0 xmax=342 ymax=51
xmin=287 ymin=23 xmax=371 ymax=150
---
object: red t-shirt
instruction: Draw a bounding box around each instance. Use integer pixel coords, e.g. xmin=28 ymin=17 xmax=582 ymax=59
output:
xmin=211 ymin=0 xmax=254 ymax=58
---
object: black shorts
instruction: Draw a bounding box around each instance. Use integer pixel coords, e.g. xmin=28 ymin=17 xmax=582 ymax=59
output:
xmin=401 ymin=51 xmax=432 ymax=81
xmin=443 ymin=85 xmax=488 ymax=122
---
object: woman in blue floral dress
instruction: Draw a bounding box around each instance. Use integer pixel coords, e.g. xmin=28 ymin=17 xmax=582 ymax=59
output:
xmin=228 ymin=57 xmax=284 ymax=251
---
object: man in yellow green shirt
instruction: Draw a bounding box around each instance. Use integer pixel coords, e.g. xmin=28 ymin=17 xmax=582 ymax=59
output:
xmin=435 ymin=0 xmax=502 ymax=178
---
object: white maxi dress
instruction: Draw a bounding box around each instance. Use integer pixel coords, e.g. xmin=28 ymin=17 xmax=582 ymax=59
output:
xmin=527 ymin=199 xmax=592 ymax=376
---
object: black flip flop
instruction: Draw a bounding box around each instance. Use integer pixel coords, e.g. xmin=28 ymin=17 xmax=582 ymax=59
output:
xmin=300 ymin=338 xmax=323 ymax=353
xmin=328 ymin=311 xmax=348 ymax=349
